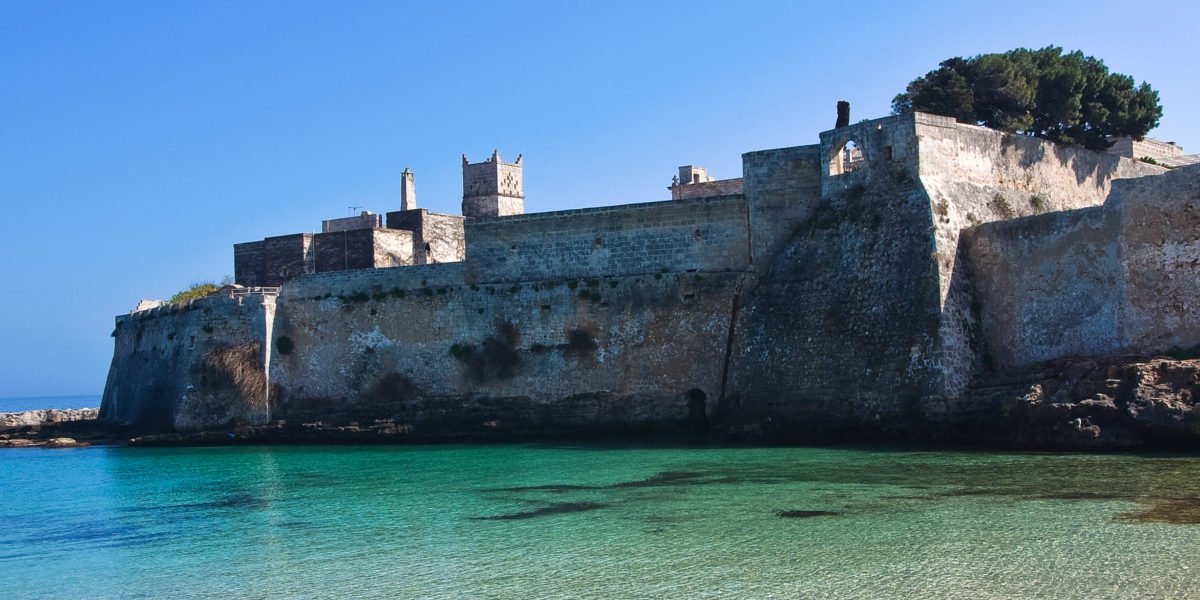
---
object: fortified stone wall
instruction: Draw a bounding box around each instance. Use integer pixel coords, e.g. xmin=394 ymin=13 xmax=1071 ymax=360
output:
xmin=1116 ymin=164 xmax=1200 ymax=352
xmin=964 ymin=207 xmax=1119 ymax=366
xmin=283 ymin=262 xmax=468 ymax=299
xmin=725 ymin=115 xmax=942 ymax=435
xmin=266 ymin=268 xmax=738 ymax=434
xmin=101 ymin=111 xmax=1200 ymax=444
xmin=723 ymin=112 xmax=1167 ymax=437
xmin=463 ymin=195 xmax=750 ymax=284
xmin=742 ymin=144 xmax=823 ymax=265
xmin=965 ymin=164 xmax=1200 ymax=367
xmin=100 ymin=292 xmax=274 ymax=432
xmin=913 ymin=113 xmax=1163 ymax=395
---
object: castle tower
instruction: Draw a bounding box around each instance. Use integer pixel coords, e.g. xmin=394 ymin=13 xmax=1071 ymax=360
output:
xmin=400 ymin=167 xmax=417 ymax=211
xmin=462 ymin=150 xmax=524 ymax=218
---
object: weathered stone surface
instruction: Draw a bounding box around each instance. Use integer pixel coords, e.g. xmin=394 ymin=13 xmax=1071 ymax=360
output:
xmin=670 ymin=177 xmax=743 ymax=201
xmin=0 ymin=415 xmax=118 ymax=448
xmin=100 ymin=293 xmax=274 ymax=432
xmin=955 ymin=356 xmax=1200 ymax=449
xmin=321 ymin=211 xmax=382 ymax=233
xmin=0 ymin=408 xmax=99 ymax=430
xmin=43 ymin=437 xmax=84 ymax=448
xmin=98 ymin=112 xmax=1200 ymax=450
xmin=965 ymin=163 xmax=1200 ymax=368
xmin=464 ymin=194 xmax=749 ymax=284
xmin=463 ymin=150 xmax=524 ymax=218
xmin=724 ymin=156 xmax=939 ymax=435
xmin=385 ymin=209 xmax=465 ymax=265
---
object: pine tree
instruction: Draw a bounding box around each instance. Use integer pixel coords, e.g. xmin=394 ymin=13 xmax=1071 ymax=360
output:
xmin=892 ymin=47 xmax=1161 ymax=150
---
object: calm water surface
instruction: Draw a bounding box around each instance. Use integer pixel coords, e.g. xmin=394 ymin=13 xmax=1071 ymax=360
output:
xmin=0 ymin=395 xmax=100 ymax=412
xmin=1 ymin=444 xmax=1198 ymax=599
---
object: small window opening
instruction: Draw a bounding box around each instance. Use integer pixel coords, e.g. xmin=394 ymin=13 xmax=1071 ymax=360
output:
xmin=693 ymin=174 xmax=700 ymax=183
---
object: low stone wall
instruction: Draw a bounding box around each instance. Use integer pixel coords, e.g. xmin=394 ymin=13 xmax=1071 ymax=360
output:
xmin=671 ymin=178 xmax=743 ymax=200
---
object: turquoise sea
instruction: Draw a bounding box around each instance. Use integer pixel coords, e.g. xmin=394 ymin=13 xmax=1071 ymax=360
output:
xmin=1 ymin=444 xmax=1198 ymax=599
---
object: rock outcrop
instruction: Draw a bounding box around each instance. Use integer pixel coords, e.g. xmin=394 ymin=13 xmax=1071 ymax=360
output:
xmin=0 ymin=408 xmax=99 ymax=430
xmin=959 ymin=356 xmax=1200 ymax=449
xmin=0 ymin=409 xmax=113 ymax=448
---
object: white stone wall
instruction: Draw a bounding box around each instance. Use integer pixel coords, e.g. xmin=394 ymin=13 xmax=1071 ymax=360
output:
xmin=373 ymin=229 xmax=415 ymax=268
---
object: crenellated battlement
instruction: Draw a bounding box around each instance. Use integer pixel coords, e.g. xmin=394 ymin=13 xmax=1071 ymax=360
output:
xmin=462 ymin=149 xmax=524 ymax=218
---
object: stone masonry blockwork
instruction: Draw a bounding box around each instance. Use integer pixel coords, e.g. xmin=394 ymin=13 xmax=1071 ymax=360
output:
xmin=103 ymin=112 xmax=1200 ymax=442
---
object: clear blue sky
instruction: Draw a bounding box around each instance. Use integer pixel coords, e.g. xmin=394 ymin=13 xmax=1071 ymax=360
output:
xmin=1 ymin=0 xmax=1197 ymax=397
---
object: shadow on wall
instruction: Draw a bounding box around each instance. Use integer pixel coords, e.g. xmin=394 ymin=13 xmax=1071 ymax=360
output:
xmin=939 ymin=237 xmax=987 ymax=394
xmin=1005 ymin=133 xmax=1122 ymax=187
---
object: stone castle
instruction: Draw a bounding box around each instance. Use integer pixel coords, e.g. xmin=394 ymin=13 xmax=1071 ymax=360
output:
xmin=100 ymin=110 xmax=1200 ymax=447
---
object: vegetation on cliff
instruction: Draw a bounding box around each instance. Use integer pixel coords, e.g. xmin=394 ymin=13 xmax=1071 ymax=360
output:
xmin=892 ymin=46 xmax=1161 ymax=150
xmin=169 ymin=278 xmax=230 ymax=304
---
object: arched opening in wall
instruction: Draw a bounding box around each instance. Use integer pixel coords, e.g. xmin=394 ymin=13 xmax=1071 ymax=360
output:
xmin=830 ymin=139 xmax=866 ymax=176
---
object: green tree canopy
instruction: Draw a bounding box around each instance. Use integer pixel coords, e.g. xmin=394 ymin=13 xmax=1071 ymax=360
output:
xmin=892 ymin=47 xmax=1162 ymax=150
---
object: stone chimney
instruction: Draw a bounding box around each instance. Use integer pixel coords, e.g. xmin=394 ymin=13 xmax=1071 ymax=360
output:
xmin=400 ymin=167 xmax=417 ymax=211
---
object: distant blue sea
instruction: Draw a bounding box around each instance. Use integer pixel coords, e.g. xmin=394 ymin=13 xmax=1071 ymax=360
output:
xmin=0 ymin=395 xmax=101 ymax=413
xmin=2 ymin=444 xmax=1198 ymax=598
